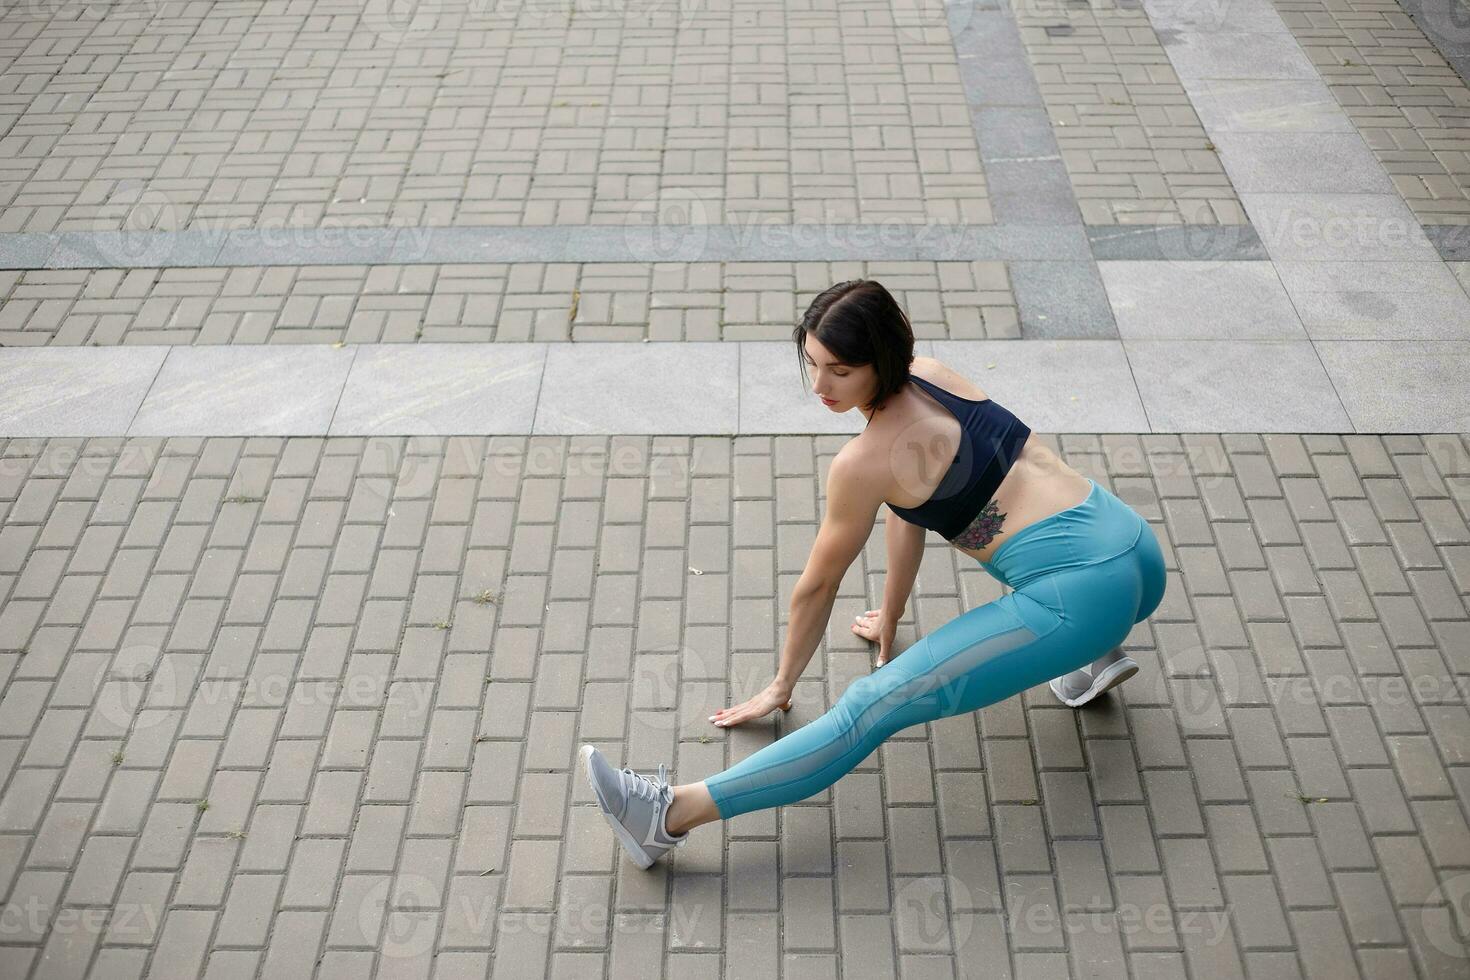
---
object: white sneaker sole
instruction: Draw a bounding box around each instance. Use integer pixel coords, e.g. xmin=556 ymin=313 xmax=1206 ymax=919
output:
xmin=579 ymin=744 xmax=657 ymax=870
xmin=1050 ymin=657 xmax=1138 ymax=708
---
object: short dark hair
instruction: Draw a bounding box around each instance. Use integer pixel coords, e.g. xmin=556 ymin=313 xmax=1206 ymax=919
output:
xmin=793 ymin=279 xmax=915 ymax=412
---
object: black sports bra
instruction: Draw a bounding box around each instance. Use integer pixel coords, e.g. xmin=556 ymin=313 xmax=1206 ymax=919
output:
xmin=880 ymin=374 xmax=1032 ymax=541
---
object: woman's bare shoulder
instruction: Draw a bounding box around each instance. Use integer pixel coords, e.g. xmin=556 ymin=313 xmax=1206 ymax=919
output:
xmin=911 ymin=355 xmax=990 ymax=402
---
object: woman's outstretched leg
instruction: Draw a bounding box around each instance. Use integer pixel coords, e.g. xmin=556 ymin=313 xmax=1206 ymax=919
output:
xmin=576 ymin=598 xmax=1045 ymax=867
xmin=579 ymin=532 xmax=1154 ymax=867
xmin=700 ymin=598 xmax=1044 ymax=820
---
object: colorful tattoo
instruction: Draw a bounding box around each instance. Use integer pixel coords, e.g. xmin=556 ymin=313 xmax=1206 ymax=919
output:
xmin=949 ymin=500 xmax=1006 ymax=550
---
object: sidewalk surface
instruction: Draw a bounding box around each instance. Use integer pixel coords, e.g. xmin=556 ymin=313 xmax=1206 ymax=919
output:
xmin=1 ymin=1 xmax=1469 ymax=979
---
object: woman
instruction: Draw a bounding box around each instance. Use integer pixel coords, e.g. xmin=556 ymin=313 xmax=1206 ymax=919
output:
xmin=578 ymin=279 xmax=1167 ymax=869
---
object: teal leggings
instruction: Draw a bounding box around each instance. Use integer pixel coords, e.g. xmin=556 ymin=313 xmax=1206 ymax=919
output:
xmin=704 ymin=478 xmax=1166 ymax=819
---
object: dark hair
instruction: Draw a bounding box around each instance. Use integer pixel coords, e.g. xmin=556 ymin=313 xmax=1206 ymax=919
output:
xmin=793 ymin=279 xmax=915 ymax=412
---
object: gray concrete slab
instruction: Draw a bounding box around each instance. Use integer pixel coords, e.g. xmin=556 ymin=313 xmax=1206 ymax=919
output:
xmin=1242 ymin=193 xmax=1441 ymax=262
xmin=982 ymin=160 xmax=1082 ymax=225
xmin=329 ymin=344 xmax=545 ymax=436
xmin=1086 ymin=224 xmax=1268 ymax=262
xmin=7 ymin=338 xmax=1468 ymax=437
xmin=1098 ymin=261 xmax=1306 ymax=339
xmin=1317 ymin=341 xmax=1470 ymax=432
xmin=0 ymin=233 xmax=57 ymax=270
xmin=1183 ymin=79 xmax=1357 ymax=135
xmin=952 ymin=5 xmax=1046 ymax=108
xmin=215 ymin=228 xmax=400 ymax=267
xmin=1144 ymin=0 xmax=1288 ymax=33
xmin=1427 ymin=225 xmax=1470 ymax=261
xmin=1124 ymin=339 xmax=1353 ymax=430
xmin=1159 ymin=31 xmax=1319 ymax=80
xmin=49 ymin=229 xmax=227 ymax=269
xmin=128 ymin=345 xmax=356 ymax=436
xmin=1009 ymin=261 xmax=1119 ymax=338
xmin=535 ymin=342 xmax=739 ymax=434
xmin=0 ymin=346 xmax=166 ymax=437
xmin=1273 ymin=261 xmax=1470 ymax=340
xmin=932 ymin=339 xmax=1151 ymax=432
xmin=739 ymin=342 xmax=865 ymax=435
xmin=1212 ymin=133 xmax=1394 ymax=194
xmin=1452 ymin=262 xmax=1470 ymax=299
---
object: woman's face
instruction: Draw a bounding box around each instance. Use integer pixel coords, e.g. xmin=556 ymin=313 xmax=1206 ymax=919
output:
xmin=803 ymin=335 xmax=872 ymax=411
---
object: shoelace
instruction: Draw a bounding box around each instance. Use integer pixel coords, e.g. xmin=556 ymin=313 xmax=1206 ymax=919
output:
xmin=620 ymin=762 xmax=670 ymax=805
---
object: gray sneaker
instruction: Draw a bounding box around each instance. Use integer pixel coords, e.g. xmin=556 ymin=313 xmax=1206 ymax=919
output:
xmin=579 ymin=744 xmax=689 ymax=869
xmin=1049 ymin=647 xmax=1138 ymax=707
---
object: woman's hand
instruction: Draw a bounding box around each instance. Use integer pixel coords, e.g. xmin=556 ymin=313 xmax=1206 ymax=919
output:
xmin=709 ymin=681 xmax=793 ymax=728
xmin=852 ymin=608 xmax=899 ymax=667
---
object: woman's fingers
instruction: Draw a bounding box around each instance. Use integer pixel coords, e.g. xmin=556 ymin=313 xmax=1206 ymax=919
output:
xmin=710 ymin=699 xmax=751 ymax=727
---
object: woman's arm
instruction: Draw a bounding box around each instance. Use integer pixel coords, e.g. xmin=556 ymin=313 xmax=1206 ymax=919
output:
xmin=771 ymin=453 xmax=886 ymax=691
xmin=712 ymin=451 xmax=884 ymax=727
xmin=882 ymin=506 xmax=926 ymax=619
xmin=774 ymin=580 xmax=841 ymax=693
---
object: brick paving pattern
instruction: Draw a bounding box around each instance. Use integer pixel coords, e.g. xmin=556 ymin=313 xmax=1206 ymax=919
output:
xmin=1016 ymin=0 xmax=1250 ymax=225
xmin=0 ymin=431 xmax=1467 ymax=977
xmin=0 ymin=261 xmax=1020 ymax=346
xmin=1272 ymin=0 xmax=1470 ymax=225
xmin=0 ymin=1 xmax=989 ymax=234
